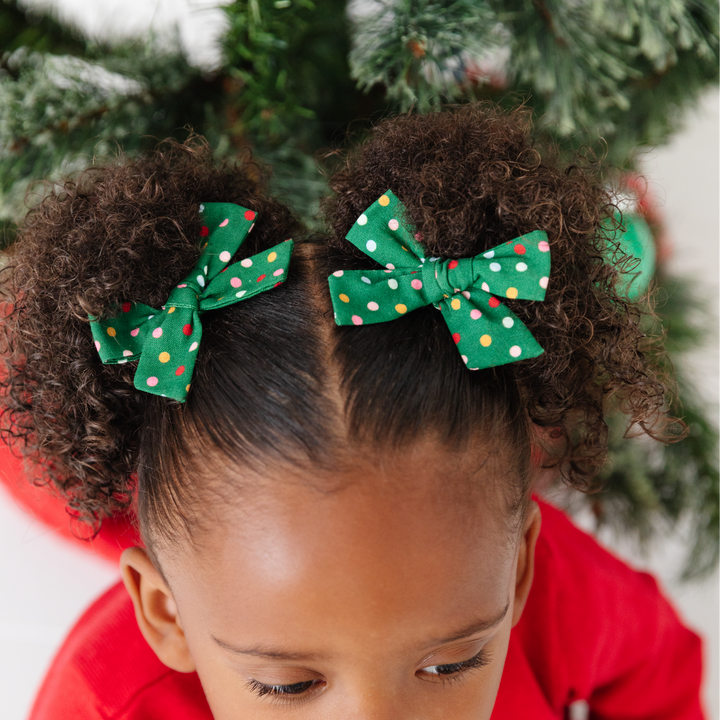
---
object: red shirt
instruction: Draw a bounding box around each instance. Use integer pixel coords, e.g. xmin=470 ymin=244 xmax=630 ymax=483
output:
xmin=27 ymin=500 xmax=704 ymax=720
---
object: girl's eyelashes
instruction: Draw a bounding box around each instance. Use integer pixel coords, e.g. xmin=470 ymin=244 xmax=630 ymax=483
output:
xmin=419 ymin=648 xmax=491 ymax=682
xmin=246 ymin=678 xmax=321 ymax=701
xmin=245 ymin=649 xmax=491 ymax=702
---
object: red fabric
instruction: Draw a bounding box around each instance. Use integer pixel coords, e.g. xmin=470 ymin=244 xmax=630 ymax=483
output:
xmin=27 ymin=501 xmax=705 ymax=720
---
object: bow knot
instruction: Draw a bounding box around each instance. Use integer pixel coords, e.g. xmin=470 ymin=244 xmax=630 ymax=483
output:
xmin=329 ymin=190 xmax=551 ymax=370
xmin=166 ymin=283 xmax=201 ymax=310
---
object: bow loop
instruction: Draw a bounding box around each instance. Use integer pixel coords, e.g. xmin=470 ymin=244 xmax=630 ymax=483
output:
xmin=329 ymin=190 xmax=552 ymax=370
xmin=91 ymin=202 xmax=293 ymax=402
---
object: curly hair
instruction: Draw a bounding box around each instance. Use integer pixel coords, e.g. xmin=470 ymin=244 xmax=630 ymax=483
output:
xmin=0 ymin=105 xmax=676 ymax=548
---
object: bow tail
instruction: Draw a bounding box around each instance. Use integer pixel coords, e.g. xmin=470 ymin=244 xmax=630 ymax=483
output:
xmin=133 ymin=309 xmax=203 ymax=401
xmin=439 ymin=291 xmax=544 ymax=371
xmin=90 ymin=302 xmax=157 ymax=364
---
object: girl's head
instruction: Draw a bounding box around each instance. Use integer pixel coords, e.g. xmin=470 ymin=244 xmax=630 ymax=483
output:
xmin=2 ymin=105 xmax=669 ymax=718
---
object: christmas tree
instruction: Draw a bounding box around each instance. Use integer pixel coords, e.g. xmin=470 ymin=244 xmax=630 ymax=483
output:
xmin=0 ymin=0 xmax=717 ymax=577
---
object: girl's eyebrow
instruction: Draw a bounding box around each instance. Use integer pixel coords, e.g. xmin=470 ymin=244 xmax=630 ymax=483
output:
xmin=210 ymin=602 xmax=509 ymax=661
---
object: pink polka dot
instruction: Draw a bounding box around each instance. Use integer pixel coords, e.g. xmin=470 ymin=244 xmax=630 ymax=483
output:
xmin=352 ymin=315 xmax=363 ymax=325
xmin=152 ymin=328 xmax=163 ymax=338
xmin=388 ymin=219 xmax=399 ymax=231
xmin=177 ymin=283 xmax=187 ymax=288
xmin=94 ymin=341 xmax=101 ymax=352
xmin=146 ymin=377 xmax=159 ymax=387
xmin=448 ymin=260 xmax=459 ymax=270
xmin=411 ymin=279 xmax=423 ymax=290
xmin=538 ymin=240 xmax=550 ymax=252
xmin=219 ymin=218 xmax=229 ymax=228
xmin=273 ymin=268 xmax=284 ymax=276
xmin=462 ymin=291 xmax=471 ymax=300
xmin=231 ymin=277 xmax=242 ymax=288
xmin=244 ymin=210 xmax=256 ymax=221
xmin=539 ymin=276 xmax=549 ymax=289
xmin=219 ymin=251 xmax=232 ymax=262
xmin=470 ymin=309 xmax=482 ymax=320
xmin=130 ymin=328 xmax=139 ymax=337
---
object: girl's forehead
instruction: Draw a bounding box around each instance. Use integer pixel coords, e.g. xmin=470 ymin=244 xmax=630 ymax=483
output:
xmin=165 ymin=441 xmax=518 ymax=646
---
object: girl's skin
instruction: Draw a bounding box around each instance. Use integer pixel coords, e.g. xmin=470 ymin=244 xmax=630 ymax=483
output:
xmin=121 ymin=440 xmax=541 ymax=719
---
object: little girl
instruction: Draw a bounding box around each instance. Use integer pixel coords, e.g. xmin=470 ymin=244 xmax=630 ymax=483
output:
xmin=1 ymin=105 xmax=703 ymax=719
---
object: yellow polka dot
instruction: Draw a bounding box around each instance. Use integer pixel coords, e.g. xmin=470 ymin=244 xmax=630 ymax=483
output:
xmin=268 ymin=251 xmax=277 ymax=262
xmin=480 ymin=335 xmax=492 ymax=347
xmin=339 ymin=294 xmax=350 ymax=303
xmin=506 ymin=287 xmax=519 ymax=299
xmin=379 ymin=195 xmax=390 ymax=206
xmin=107 ymin=327 xmax=116 ymax=337
xmin=451 ymin=298 xmax=461 ymax=310
xmin=159 ymin=352 xmax=170 ymax=363
xmin=402 ymin=246 xmax=409 ymax=252
xmin=167 ymin=307 xmax=176 ymax=314
xmin=186 ymin=384 xmax=191 ymax=393
xmin=395 ymin=304 xmax=408 ymax=314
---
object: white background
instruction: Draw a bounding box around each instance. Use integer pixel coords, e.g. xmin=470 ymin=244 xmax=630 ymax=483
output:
xmin=1 ymin=2 xmax=718 ymax=718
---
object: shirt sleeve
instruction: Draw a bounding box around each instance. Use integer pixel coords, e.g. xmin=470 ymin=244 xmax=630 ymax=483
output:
xmin=514 ymin=500 xmax=705 ymax=720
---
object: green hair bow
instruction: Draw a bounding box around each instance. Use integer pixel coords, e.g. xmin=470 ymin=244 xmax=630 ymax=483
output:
xmin=90 ymin=202 xmax=293 ymax=401
xmin=329 ymin=190 xmax=551 ymax=370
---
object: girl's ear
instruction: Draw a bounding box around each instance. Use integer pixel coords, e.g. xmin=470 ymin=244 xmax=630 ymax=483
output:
xmin=120 ymin=547 xmax=196 ymax=673
xmin=511 ymin=500 xmax=541 ymax=627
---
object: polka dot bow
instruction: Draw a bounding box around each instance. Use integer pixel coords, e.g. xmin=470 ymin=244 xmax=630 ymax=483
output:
xmin=329 ymin=190 xmax=551 ymax=370
xmin=90 ymin=202 xmax=294 ymax=401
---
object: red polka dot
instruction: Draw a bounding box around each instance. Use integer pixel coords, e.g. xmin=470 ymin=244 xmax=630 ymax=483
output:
xmin=183 ymin=324 xmax=193 ymax=336
xmin=200 ymin=226 xmax=209 ymax=237
xmin=244 ymin=210 xmax=256 ymax=221
xmin=448 ymin=260 xmax=459 ymax=270
xmin=514 ymin=244 xmax=526 ymax=255
xmin=452 ymin=333 xmax=461 ymax=344
xmin=274 ymin=281 xmax=283 ymax=287
xmin=175 ymin=366 xmax=185 ymax=376
xmin=257 ymin=274 xmax=266 ymax=282
xmin=489 ymin=297 xmax=501 ymax=308
xmin=121 ymin=302 xmax=131 ymax=313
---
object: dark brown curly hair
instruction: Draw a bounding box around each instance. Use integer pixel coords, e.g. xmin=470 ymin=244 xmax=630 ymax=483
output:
xmin=0 ymin=105 xmax=675 ymax=550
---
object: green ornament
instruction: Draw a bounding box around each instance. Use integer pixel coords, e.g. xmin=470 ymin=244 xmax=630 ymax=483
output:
xmin=91 ymin=202 xmax=293 ymax=402
xmin=329 ymin=190 xmax=552 ymax=370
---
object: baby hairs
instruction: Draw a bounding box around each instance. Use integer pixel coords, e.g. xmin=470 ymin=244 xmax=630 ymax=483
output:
xmin=0 ymin=105 xmax=673 ymax=552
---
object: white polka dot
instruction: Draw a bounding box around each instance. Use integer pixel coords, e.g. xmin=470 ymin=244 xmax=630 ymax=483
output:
xmin=199 ymin=204 xmax=205 ymax=212
xmin=118 ymin=359 xmax=127 ymax=364
xmin=332 ymin=270 xmax=344 ymax=277
xmin=489 ymin=262 xmax=501 ymax=272
xmin=123 ymin=350 xmax=133 ymax=357
xmin=357 ymin=213 xmax=368 ymax=225
xmin=189 ymin=342 xmax=199 ymax=352
xmin=483 ymin=250 xmax=495 ymax=259
xmin=386 ymin=263 xmax=395 ymax=270
xmin=152 ymin=328 xmax=163 ymax=339
xmin=462 ymin=291 xmax=471 ymax=300
xmin=235 ymin=290 xmax=247 ymax=298
xmin=481 ymin=282 xmax=490 ymax=292
xmin=204 ymin=265 xmax=208 ymax=275
xmin=503 ymin=317 xmax=514 ymax=328
xmin=388 ymin=219 xmax=399 ymax=231
xmin=219 ymin=251 xmax=232 ymax=263
xmin=241 ymin=258 xmax=253 ymax=268
xmin=461 ymin=355 xmax=469 ymax=364
xmin=366 ymin=240 xmax=377 ymax=252
xmin=430 ymin=257 xmax=440 ymax=262
xmin=361 ymin=276 xmax=371 ymax=284
xmin=197 ymin=275 xmax=205 ymax=287
xmin=539 ymin=277 xmax=549 ymax=289
xmin=516 ymin=262 xmax=528 ymax=272
xmin=420 ymin=258 xmax=426 ymax=263
xmin=367 ymin=301 xmax=379 ymax=311
xmin=388 ymin=279 xmax=398 ymax=289
xmin=509 ymin=345 xmax=522 ymax=357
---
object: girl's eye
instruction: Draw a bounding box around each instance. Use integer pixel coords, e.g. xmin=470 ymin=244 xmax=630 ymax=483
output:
xmin=421 ymin=649 xmax=490 ymax=679
xmin=247 ymin=678 xmax=318 ymax=699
